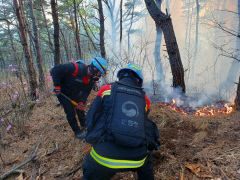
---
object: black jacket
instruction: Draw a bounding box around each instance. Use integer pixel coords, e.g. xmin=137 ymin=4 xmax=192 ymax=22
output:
xmin=85 ymin=77 xmax=160 ymax=160
xmin=51 ymin=62 xmax=95 ymax=103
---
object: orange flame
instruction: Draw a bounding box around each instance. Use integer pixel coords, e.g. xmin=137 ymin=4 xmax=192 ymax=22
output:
xmin=160 ymin=99 xmax=234 ymax=116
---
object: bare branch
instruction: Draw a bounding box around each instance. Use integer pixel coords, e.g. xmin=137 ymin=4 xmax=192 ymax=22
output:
xmin=0 ymin=18 xmax=11 ymax=24
xmin=0 ymin=143 xmax=40 ymax=180
xmin=217 ymin=9 xmax=239 ymax=15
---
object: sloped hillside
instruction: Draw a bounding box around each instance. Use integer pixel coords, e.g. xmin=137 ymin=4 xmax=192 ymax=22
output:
xmin=0 ymin=92 xmax=239 ymax=180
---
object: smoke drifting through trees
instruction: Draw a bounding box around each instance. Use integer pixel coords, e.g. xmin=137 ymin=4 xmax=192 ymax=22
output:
xmin=0 ymin=0 xmax=239 ymax=107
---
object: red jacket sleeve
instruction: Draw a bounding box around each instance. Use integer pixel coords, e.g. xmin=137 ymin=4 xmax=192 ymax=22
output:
xmin=97 ymin=84 xmax=111 ymax=98
xmin=145 ymin=94 xmax=151 ymax=112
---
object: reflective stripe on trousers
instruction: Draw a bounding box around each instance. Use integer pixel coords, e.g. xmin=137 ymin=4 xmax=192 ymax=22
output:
xmin=90 ymin=147 xmax=147 ymax=169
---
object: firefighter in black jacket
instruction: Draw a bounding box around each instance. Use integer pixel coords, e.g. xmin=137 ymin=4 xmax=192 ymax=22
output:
xmin=82 ymin=63 xmax=160 ymax=180
xmin=51 ymin=57 xmax=108 ymax=139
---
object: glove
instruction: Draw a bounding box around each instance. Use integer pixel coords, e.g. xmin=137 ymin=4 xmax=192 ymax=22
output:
xmin=52 ymin=86 xmax=61 ymax=95
xmin=75 ymin=102 xmax=85 ymax=111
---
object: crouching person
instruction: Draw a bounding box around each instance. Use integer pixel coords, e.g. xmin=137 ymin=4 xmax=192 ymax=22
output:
xmin=82 ymin=63 xmax=160 ymax=180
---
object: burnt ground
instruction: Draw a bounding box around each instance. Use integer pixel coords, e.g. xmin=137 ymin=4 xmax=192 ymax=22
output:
xmin=0 ymin=91 xmax=240 ymax=180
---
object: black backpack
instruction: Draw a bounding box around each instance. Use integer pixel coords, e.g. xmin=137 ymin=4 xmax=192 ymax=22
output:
xmin=106 ymin=81 xmax=146 ymax=147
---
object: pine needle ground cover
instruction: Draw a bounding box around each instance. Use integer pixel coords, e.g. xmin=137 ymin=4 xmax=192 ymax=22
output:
xmin=0 ymin=87 xmax=239 ymax=180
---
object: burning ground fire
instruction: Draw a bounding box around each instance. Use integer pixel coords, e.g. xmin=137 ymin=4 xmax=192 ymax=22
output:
xmin=159 ymin=99 xmax=234 ymax=116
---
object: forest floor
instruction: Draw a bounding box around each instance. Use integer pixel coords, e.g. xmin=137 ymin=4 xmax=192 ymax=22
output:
xmin=0 ymin=90 xmax=240 ymax=180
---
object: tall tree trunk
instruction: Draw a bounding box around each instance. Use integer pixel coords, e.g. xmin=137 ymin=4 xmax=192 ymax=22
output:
xmin=120 ymin=0 xmax=123 ymax=43
xmin=235 ymin=76 xmax=240 ymax=110
xmin=154 ymin=0 xmax=164 ymax=82
xmin=40 ymin=0 xmax=54 ymax=52
xmin=154 ymin=24 xmax=164 ymax=82
xmin=13 ymin=0 xmax=38 ymax=98
xmin=119 ymin=0 xmax=123 ymax=54
xmin=51 ymin=0 xmax=61 ymax=65
xmin=28 ymin=0 xmax=45 ymax=90
xmin=73 ymin=0 xmax=82 ymax=59
xmin=144 ymin=0 xmax=186 ymax=93
xmin=97 ymin=0 xmax=106 ymax=58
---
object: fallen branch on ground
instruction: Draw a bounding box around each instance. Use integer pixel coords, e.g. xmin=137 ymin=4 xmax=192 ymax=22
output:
xmin=64 ymin=165 xmax=82 ymax=177
xmin=0 ymin=143 xmax=40 ymax=180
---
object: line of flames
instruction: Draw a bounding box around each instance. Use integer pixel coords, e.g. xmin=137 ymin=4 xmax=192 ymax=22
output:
xmin=160 ymin=99 xmax=234 ymax=116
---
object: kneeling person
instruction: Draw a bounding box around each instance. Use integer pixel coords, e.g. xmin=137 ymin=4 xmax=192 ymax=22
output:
xmin=83 ymin=63 xmax=160 ymax=180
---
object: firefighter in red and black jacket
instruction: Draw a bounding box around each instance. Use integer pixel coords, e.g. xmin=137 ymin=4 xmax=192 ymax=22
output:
xmin=51 ymin=57 xmax=108 ymax=139
xmin=82 ymin=63 xmax=160 ymax=180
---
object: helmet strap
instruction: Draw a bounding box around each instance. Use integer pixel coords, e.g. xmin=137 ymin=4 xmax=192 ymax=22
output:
xmin=89 ymin=64 xmax=101 ymax=81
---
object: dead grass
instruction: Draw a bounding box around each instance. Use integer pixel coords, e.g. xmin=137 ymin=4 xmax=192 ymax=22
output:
xmin=0 ymin=87 xmax=240 ymax=180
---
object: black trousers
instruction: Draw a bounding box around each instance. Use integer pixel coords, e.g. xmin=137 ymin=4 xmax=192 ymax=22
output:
xmin=82 ymin=153 xmax=154 ymax=180
xmin=57 ymin=94 xmax=85 ymax=134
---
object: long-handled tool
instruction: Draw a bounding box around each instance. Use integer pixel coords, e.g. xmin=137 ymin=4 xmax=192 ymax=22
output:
xmin=60 ymin=92 xmax=78 ymax=106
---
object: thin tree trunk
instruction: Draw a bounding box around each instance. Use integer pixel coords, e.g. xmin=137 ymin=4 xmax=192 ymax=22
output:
xmin=13 ymin=0 xmax=38 ymax=98
xmin=154 ymin=24 xmax=164 ymax=82
xmin=127 ymin=0 xmax=136 ymax=56
xmin=194 ymin=0 xmax=199 ymax=59
xmin=60 ymin=29 xmax=70 ymax=62
xmin=68 ymin=8 xmax=78 ymax=59
xmin=79 ymin=13 xmax=97 ymax=51
xmin=0 ymin=53 xmax=5 ymax=70
xmin=187 ymin=6 xmax=193 ymax=52
xmin=51 ymin=0 xmax=61 ymax=65
xmin=73 ymin=0 xmax=82 ymax=59
xmin=68 ymin=32 xmax=73 ymax=61
xmin=120 ymin=0 xmax=123 ymax=43
xmin=97 ymin=0 xmax=106 ymax=58
xmin=28 ymin=0 xmax=45 ymax=90
xmin=235 ymin=76 xmax=240 ymax=110
xmin=191 ymin=0 xmax=200 ymax=80
xmin=7 ymin=23 xmax=19 ymax=65
xmin=154 ymin=0 xmax=164 ymax=82
xmin=144 ymin=0 xmax=186 ymax=93
xmin=40 ymin=0 xmax=54 ymax=52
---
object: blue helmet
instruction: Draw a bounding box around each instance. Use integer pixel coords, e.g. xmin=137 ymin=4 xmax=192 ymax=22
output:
xmin=117 ymin=63 xmax=143 ymax=82
xmin=92 ymin=57 xmax=108 ymax=74
xmin=76 ymin=59 xmax=85 ymax=64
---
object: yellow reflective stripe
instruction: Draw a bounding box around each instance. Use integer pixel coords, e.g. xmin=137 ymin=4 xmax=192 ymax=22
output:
xmin=90 ymin=147 xmax=146 ymax=169
xmin=145 ymin=105 xmax=148 ymax=111
xmin=101 ymin=90 xmax=111 ymax=98
xmin=130 ymin=64 xmax=140 ymax=70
